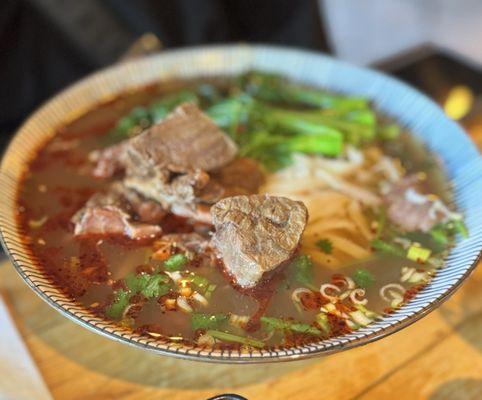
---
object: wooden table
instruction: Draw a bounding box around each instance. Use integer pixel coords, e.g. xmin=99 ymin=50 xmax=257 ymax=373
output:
xmin=1 ymin=257 xmax=482 ymax=400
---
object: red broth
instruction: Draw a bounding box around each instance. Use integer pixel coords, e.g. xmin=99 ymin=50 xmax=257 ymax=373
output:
xmin=15 ymin=76 xmax=458 ymax=350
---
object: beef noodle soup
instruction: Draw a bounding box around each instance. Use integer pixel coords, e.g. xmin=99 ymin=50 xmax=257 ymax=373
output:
xmin=16 ymin=72 xmax=467 ymax=350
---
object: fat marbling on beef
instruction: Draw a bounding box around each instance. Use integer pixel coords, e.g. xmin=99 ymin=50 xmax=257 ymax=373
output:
xmin=211 ymin=194 xmax=308 ymax=288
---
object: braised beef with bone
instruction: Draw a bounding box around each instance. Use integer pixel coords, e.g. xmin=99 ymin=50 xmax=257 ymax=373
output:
xmin=89 ymin=103 xmax=265 ymax=225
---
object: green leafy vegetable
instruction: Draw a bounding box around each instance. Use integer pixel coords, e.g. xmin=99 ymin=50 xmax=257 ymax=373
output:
xmin=371 ymin=239 xmax=405 ymax=257
xmin=265 ymin=108 xmax=375 ymax=145
xmin=289 ymin=255 xmax=317 ymax=291
xmin=405 ymin=230 xmax=446 ymax=253
xmin=191 ymin=313 xmax=228 ymax=330
xmin=353 ymin=268 xmax=375 ymax=289
xmin=108 ymin=90 xmax=198 ymax=141
xmin=315 ymin=239 xmax=333 ymax=254
xmin=205 ymin=330 xmax=265 ymax=348
xmin=241 ymin=72 xmax=368 ymax=111
xmin=206 ymin=94 xmax=255 ymax=137
xmin=451 ymin=219 xmax=468 ymax=238
xmin=429 ymin=226 xmax=450 ymax=247
xmin=377 ymin=123 xmax=400 ymax=140
xmin=261 ymin=317 xmax=322 ymax=336
xmin=164 ymin=254 xmax=188 ymax=271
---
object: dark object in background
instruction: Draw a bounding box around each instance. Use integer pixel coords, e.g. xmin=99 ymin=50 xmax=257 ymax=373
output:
xmin=0 ymin=0 xmax=327 ymax=144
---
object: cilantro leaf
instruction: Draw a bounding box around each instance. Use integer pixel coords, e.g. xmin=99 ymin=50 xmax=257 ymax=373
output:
xmin=141 ymin=275 xmax=171 ymax=298
xmin=289 ymin=255 xmax=316 ymax=290
xmin=353 ymin=268 xmax=375 ymax=289
xmin=315 ymin=238 xmax=333 ymax=254
xmin=164 ymin=254 xmax=188 ymax=271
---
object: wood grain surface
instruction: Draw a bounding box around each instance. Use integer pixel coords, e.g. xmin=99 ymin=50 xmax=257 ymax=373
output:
xmin=1 ymin=256 xmax=482 ymax=400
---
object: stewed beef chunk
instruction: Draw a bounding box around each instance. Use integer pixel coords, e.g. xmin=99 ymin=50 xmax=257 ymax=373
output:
xmin=123 ymin=103 xmax=237 ymax=213
xmin=211 ymin=194 xmax=308 ymax=288
xmin=72 ymin=183 xmax=163 ymax=239
xmin=124 ymin=103 xmax=237 ymax=176
xmin=210 ymin=157 xmax=265 ymax=197
xmin=384 ymin=174 xmax=453 ymax=232
xmin=73 ymin=206 xmax=161 ymax=239
xmin=90 ymin=142 xmax=128 ymax=179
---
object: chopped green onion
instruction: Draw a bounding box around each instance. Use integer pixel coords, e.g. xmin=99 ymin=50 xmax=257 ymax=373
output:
xmin=186 ymin=274 xmax=210 ymax=290
xmin=204 ymin=283 xmax=217 ymax=299
xmin=349 ymin=310 xmax=373 ymax=327
xmin=315 ymin=313 xmax=331 ymax=335
xmin=205 ymin=330 xmax=264 ymax=348
xmin=407 ymin=245 xmax=431 ymax=263
xmin=164 ymin=254 xmax=188 ymax=271
xmin=355 ymin=304 xmax=380 ymax=320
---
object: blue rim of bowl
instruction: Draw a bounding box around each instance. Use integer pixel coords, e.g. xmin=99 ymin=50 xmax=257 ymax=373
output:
xmin=1 ymin=44 xmax=481 ymax=363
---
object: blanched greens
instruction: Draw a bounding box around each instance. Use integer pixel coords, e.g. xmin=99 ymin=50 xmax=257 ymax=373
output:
xmin=108 ymin=71 xmax=399 ymax=171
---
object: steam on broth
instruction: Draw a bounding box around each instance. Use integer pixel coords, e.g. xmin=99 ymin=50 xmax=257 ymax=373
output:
xmin=16 ymin=72 xmax=467 ymax=350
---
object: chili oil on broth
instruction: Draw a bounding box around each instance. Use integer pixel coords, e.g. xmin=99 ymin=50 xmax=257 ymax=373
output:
xmin=15 ymin=75 xmax=459 ymax=351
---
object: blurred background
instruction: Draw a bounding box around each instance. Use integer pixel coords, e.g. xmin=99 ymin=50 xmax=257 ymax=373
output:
xmin=2 ymin=0 xmax=482 ymax=150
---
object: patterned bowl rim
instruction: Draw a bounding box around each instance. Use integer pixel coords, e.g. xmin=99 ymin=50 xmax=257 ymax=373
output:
xmin=1 ymin=44 xmax=481 ymax=363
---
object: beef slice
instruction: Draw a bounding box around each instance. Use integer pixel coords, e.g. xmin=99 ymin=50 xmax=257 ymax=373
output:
xmin=211 ymin=194 xmax=308 ymax=288
xmin=384 ymin=174 xmax=452 ymax=232
xmin=125 ymin=102 xmax=237 ymax=176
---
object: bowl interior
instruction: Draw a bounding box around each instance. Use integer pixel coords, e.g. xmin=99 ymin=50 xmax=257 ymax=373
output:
xmin=1 ymin=45 xmax=482 ymax=363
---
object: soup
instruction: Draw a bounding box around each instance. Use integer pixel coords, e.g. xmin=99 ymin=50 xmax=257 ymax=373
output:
xmin=16 ymin=72 xmax=467 ymax=350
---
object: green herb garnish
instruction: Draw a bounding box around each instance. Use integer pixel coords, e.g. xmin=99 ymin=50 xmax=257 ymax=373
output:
xmin=289 ymin=255 xmax=317 ymax=291
xmin=315 ymin=239 xmax=333 ymax=254
xmin=261 ymin=316 xmax=321 ymax=336
xmin=353 ymin=268 xmax=375 ymax=289
xmin=191 ymin=313 xmax=228 ymax=330
xmin=164 ymin=254 xmax=188 ymax=271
